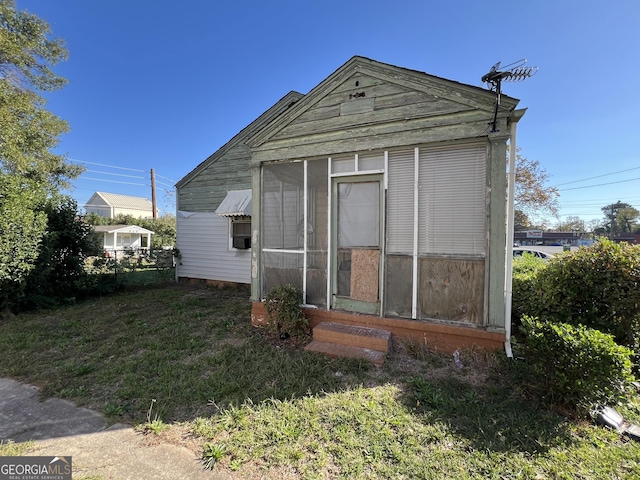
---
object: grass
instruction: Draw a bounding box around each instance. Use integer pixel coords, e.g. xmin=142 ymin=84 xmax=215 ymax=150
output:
xmin=1 ymin=283 xmax=639 ymax=478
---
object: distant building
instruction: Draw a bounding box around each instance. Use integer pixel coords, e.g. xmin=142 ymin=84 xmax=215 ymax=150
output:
xmin=514 ymin=230 xmax=592 ymax=247
xmin=613 ymin=232 xmax=640 ymax=244
xmin=84 ymin=192 xmax=156 ymax=219
xmin=92 ymin=225 xmax=154 ymax=255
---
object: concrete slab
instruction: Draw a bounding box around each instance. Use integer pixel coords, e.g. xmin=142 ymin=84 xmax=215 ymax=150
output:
xmin=0 ymin=378 xmax=232 ymax=479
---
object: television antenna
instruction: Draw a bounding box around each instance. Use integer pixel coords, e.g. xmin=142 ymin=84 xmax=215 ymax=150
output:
xmin=481 ymin=59 xmax=537 ymax=132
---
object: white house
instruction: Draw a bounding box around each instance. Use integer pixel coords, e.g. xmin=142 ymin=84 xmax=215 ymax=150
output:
xmin=175 ymin=91 xmax=303 ymax=285
xmin=85 ymin=192 xmax=156 ymax=219
xmin=93 ymin=225 xmax=154 ymax=254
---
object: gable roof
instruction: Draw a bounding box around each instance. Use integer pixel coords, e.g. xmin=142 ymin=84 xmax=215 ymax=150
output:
xmin=247 ymin=56 xmax=519 ymax=149
xmin=176 ymin=90 xmax=304 ymax=189
xmin=85 ymin=192 xmax=153 ymax=211
xmin=93 ymin=225 xmax=154 ymax=234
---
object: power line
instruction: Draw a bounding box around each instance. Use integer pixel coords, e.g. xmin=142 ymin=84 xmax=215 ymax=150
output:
xmin=156 ymin=180 xmax=175 ymax=189
xmin=558 ymin=177 xmax=640 ymax=192
xmin=84 ymin=169 xmax=146 ymax=179
xmin=82 ymin=177 xmax=146 ymax=186
xmin=69 ymin=158 xmax=146 ymax=173
xmin=156 ymin=174 xmax=176 ymax=183
xmin=552 ymin=166 xmax=640 ymax=187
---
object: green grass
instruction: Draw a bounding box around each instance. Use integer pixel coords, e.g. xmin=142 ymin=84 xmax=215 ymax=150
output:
xmin=1 ymin=284 xmax=639 ymax=478
xmin=0 ymin=440 xmax=33 ymax=456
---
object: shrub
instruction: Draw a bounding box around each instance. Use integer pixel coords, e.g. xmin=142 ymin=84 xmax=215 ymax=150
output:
xmin=533 ymin=240 xmax=640 ymax=356
xmin=264 ymin=284 xmax=309 ymax=339
xmin=511 ymin=253 xmax=547 ymax=326
xmin=520 ymin=316 xmax=635 ymax=411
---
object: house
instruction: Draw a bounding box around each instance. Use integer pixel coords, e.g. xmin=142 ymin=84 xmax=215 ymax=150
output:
xmin=84 ymin=192 xmax=156 ymax=219
xmin=175 ymin=91 xmax=303 ymax=285
xmin=92 ymin=225 xmax=154 ymax=255
xmin=179 ymin=56 xmax=524 ymax=353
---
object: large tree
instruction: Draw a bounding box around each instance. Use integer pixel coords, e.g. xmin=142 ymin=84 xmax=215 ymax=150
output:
xmin=1 ymin=1 xmax=83 ymax=311
xmin=601 ymin=201 xmax=637 ymax=238
xmin=512 ymin=148 xmax=560 ymax=223
xmin=0 ymin=0 xmax=81 ymax=188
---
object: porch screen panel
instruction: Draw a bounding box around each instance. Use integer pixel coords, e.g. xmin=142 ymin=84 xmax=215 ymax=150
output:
xmin=263 ymin=251 xmax=303 ymax=294
xmin=306 ymin=159 xmax=328 ymax=307
xmin=418 ymin=144 xmax=486 ymax=256
xmin=386 ymin=150 xmax=415 ymax=254
xmin=263 ymin=163 xmax=304 ymax=250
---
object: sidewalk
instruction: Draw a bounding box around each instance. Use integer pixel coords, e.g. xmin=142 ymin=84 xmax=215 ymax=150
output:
xmin=0 ymin=378 xmax=231 ymax=479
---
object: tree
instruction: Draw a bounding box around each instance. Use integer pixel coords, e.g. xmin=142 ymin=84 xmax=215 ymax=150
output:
xmin=616 ymin=206 xmax=639 ymax=234
xmin=513 ymin=209 xmax=532 ymax=231
xmin=0 ymin=175 xmax=47 ymax=310
xmin=22 ymin=196 xmax=102 ymax=309
xmin=1 ymin=1 xmax=84 ymax=311
xmin=555 ymin=216 xmax=586 ymax=233
xmin=512 ymin=148 xmax=559 ymax=221
xmin=601 ymin=201 xmax=636 ymax=238
xmin=0 ymin=0 xmax=81 ymax=189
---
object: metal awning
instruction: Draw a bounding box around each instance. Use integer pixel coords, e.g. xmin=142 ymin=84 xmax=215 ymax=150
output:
xmin=215 ymin=189 xmax=252 ymax=217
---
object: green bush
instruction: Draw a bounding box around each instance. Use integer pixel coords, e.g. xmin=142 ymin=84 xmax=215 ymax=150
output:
xmin=520 ymin=316 xmax=635 ymax=411
xmin=511 ymin=253 xmax=547 ymax=326
xmin=533 ymin=240 xmax=640 ymax=355
xmin=264 ymin=284 xmax=309 ymax=339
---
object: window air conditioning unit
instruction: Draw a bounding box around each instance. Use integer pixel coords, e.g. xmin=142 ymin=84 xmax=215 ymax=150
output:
xmin=233 ymin=236 xmax=251 ymax=249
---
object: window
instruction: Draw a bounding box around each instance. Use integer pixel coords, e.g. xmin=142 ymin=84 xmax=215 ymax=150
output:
xmin=231 ymin=217 xmax=251 ymax=249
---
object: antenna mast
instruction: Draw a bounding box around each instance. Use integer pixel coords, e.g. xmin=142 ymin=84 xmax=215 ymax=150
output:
xmin=481 ymin=59 xmax=537 ymax=132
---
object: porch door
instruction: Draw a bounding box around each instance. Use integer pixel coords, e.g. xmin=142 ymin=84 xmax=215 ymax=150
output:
xmin=332 ymin=176 xmax=383 ymax=315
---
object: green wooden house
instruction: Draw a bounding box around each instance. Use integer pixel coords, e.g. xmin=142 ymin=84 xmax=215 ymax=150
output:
xmin=248 ymin=56 xmax=524 ymax=353
xmin=179 ymin=56 xmax=524 ymax=354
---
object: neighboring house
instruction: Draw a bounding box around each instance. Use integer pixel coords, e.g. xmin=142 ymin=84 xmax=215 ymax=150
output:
xmin=175 ymin=91 xmax=303 ymax=285
xmin=85 ymin=192 xmax=156 ymax=219
xmin=179 ymin=56 xmax=525 ymax=352
xmin=93 ymin=225 xmax=154 ymax=255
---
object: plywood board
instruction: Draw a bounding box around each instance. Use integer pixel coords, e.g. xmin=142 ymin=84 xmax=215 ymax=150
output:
xmin=350 ymin=249 xmax=379 ymax=302
xmin=418 ymin=257 xmax=484 ymax=324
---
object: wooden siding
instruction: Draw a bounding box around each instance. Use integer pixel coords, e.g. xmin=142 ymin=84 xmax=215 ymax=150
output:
xmin=176 ymin=212 xmax=250 ymax=284
xmin=177 ymin=143 xmax=252 ymax=212
xmin=247 ymin=57 xmax=519 ymax=332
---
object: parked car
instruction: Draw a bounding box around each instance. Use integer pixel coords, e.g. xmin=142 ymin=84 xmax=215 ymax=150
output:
xmin=512 ymin=247 xmax=555 ymax=260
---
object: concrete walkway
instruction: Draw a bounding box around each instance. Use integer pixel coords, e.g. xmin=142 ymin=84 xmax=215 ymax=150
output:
xmin=0 ymin=378 xmax=231 ymax=479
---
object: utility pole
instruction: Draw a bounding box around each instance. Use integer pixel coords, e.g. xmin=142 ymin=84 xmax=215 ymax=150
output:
xmin=150 ymin=168 xmax=157 ymax=219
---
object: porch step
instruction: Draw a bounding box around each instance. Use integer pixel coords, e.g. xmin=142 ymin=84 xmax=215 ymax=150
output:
xmin=304 ymin=322 xmax=392 ymax=365
xmin=305 ymin=340 xmax=387 ymax=365
xmin=312 ymin=322 xmax=392 ymax=351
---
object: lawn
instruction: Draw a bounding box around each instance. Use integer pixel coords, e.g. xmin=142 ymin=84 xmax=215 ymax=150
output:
xmin=1 ymin=283 xmax=639 ymax=479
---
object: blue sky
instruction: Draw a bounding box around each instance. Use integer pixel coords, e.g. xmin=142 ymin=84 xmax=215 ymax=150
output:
xmin=17 ymin=0 xmax=640 ymax=224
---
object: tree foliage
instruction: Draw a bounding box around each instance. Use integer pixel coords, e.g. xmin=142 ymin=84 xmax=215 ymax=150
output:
xmin=601 ymin=201 xmax=639 ymax=238
xmin=21 ymin=196 xmax=102 ymax=309
xmin=0 ymin=0 xmax=81 ymax=190
xmin=513 ymin=148 xmax=559 ymax=220
xmin=555 ymin=215 xmax=586 ymax=233
xmin=0 ymin=175 xmax=47 ymax=309
xmin=1 ymin=1 xmax=91 ymax=312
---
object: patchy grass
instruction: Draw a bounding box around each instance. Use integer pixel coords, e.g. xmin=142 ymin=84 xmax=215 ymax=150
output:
xmin=0 ymin=440 xmax=33 ymax=456
xmin=0 ymin=284 xmax=639 ymax=479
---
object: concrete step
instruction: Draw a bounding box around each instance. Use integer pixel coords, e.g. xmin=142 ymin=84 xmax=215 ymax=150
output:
xmin=304 ymin=340 xmax=387 ymax=365
xmin=312 ymin=322 xmax=391 ymax=352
